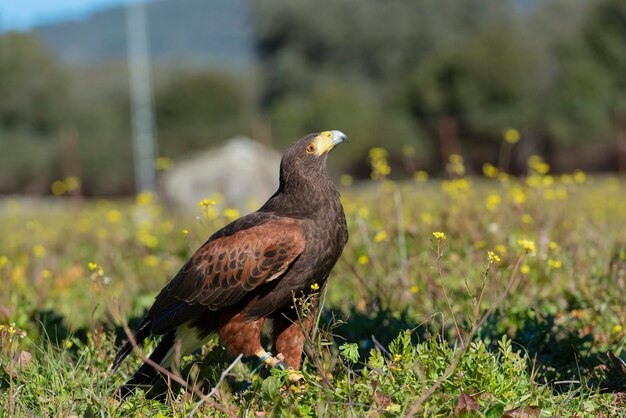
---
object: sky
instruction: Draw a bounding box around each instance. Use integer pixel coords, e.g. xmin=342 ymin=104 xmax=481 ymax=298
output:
xmin=0 ymin=0 xmax=129 ymax=31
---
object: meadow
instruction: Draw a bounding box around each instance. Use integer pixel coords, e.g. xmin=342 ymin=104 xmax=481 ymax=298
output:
xmin=1 ymin=152 xmax=625 ymax=417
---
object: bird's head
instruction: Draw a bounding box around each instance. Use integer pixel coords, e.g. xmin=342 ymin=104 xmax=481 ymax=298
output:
xmin=279 ymin=130 xmax=348 ymax=184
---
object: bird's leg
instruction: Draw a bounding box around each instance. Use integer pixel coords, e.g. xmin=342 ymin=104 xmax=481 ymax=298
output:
xmin=254 ymin=348 xmax=303 ymax=382
xmin=271 ymin=314 xmax=315 ymax=383
xmin=254 ymin=348 xmax=283 ymax=368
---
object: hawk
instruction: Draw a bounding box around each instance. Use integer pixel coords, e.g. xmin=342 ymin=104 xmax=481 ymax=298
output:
xmin=112 ymin=130 xmax=349 ymax=398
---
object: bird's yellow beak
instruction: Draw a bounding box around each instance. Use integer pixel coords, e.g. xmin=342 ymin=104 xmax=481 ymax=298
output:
xmin=310 ymin=130 xmax=348 ymax=157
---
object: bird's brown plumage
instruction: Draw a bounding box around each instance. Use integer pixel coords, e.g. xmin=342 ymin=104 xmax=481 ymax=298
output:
xmin=112 ymin=131 xmax=348 ymax=398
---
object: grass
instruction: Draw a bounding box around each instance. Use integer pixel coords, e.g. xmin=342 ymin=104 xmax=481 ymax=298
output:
xmin=1 ymin=156 xmax=626 ymax=416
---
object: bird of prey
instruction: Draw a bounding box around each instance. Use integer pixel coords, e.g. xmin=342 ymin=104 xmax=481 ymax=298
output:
xmin=111 ymin=130 xmax=349 ymax=398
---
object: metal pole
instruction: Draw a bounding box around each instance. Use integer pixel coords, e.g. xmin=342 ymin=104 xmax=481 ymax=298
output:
xmin=126 ymin=0 xmax=157 ymax=194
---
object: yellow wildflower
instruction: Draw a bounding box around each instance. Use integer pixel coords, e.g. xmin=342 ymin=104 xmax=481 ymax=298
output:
xmin=2 ymin=323 xmax=26 ymax=339
xmin=495 ymin=245 xmax=507 ymax=256
xmin=549 ymin=241 xmax=559 ymax=251
xmin=64 ymin=176 xmax=80 ymax=192
xmin=155 ymin=156 xmax=173 ymax=171
xmin=137 ymin=230 xmax=159 ymax=248
xmin=198 ymin=198 xmax=217 ymax=208
xmin=503 ymin=128 xmax=521 ymax=144
xmin=498 ymin=172 xmax=510 ymax=184
xmin=224 ymin=208 xmax=240 ymax=222
xmin=358 ymin=207 xmax=370 ymax=219
xmin=409 ymin=285 xmax=419 ymax=294
xmin=521 ymin=214 xmax=533 ymax=224
xmin=613 ymin=325 xmax=623 ymax=334
xmin=368 ymin=147 xmax=391 ymax=180
xmin=573 ymin=170 xmax=586 ymax=184
xmin=520 ymin=264 xmax=531 ymax=274
xmin=88 ymin=262 xmax=104 ymax=276
xmin=547 ymin=259 xmax=562 ymax=269
xmin=310 ymin=283 xmax=320 ymax=291
xmin=517 ymin=239 xmax=536 ymax=254
xmin=432 ymin=232 xmax=447 ymax=241
xmin=528 ymin=155 xmax=550 ymax=174
xmin=0 ymin=255 xmax=8 ymax=268
xmin=136 ymin=191 xmax=154 ymax=206
xmin=106 ymin=209 xmax=122 ymax=224
xmin=482 ymin=163 xmax=498 ymax=178
xmin=509 ymin=187 xmax=526 ymax=205
xmin=182 ymin=229 xmax=189 ymax=236
xmin=488 ymin=251 xmax=501 ymax=265
xmin=414 ymin=170 xmax=429 ymax=183
xmin=446 ymin=154 xmax=466 ymax=176
xmin=374 ymin=231 xmax=389 ymax=242
xmin=143 ymin=255 xmax=159 ymax=267
xmin=560 ymin=174 xmax=573 ymax=185
xmin=542 ymin=175 xmax=555 ymax=187
xmin=442 ymin=178 xmax=470 ymax=197
xmin=51 ymin=180 xmax=66 ymax=196
xmin=526 ymin=174 xmax=542 ymax=188
xmin=358 ymin=255 xmax=369 ymax=265
xmin=485 ymin=194 xmax=501 ymax=211
xmin=33 ymin=244 xmax=47 ymax=258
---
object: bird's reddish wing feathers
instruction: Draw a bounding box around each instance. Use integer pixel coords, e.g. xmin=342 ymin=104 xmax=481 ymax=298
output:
xmin=158 ymin=219 xmax=305 ymax=311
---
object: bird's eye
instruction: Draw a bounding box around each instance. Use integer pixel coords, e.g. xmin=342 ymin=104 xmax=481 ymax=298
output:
xmin=306 ymin=143 xmax=316 ymax=154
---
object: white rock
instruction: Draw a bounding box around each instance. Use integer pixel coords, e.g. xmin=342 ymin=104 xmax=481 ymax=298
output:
xmin=162 ymin=137 xmax=281 ymax=212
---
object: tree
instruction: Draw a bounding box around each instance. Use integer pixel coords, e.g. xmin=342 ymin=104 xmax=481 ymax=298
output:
xmin=155 ymin=71 xmax=251 ymax=156
xmin=545 ymin=0 xmax=626 ymax=169
xmin=401 ymin=27 xmax=536 ymax=166
xmin=0 ymin=33 xmax=68 ymax=135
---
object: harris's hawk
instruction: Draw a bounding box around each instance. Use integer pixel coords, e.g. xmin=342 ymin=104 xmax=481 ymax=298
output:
xmin=112 ymin=130 xmax=349 ymax=398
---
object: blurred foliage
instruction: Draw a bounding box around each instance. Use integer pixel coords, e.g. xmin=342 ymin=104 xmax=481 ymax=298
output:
xmin=0 ymin=33 xmax=68 ymax=134
xmin=0 ymin=0 xmax=625 ymax=194
xmin=256 ymin=0 xmax=626 ymax=173
xmin=155 ymin=71 xmax=252 ymax=157
xmin=0 ymin=34 xmax=69 ymax=193
xmin=546 ymin=0 xmax=626 ymax=144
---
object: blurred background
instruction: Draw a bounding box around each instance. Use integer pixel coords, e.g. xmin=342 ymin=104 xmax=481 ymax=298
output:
xmin=0 ymin=0 xmax=625 ymax=198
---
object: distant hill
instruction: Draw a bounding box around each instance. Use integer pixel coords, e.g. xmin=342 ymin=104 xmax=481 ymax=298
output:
xmin=33 ymin=0 xmax=254 ymax=68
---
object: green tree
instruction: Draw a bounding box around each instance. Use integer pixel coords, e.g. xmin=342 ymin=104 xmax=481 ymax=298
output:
xmin=254 ymin=0 xmax=520 ymax=173
xmin=545 ymin=0 xmax=626 ymax=169
xmin=0 ymin=33 xmax=70 ymax=193
xmin=0 ymin=33 xmax=68 ymax=134
xmin=155 ymin=71 xmax=251 ymax=157
xmin=401 ymin=27 xmax=536 ymax=165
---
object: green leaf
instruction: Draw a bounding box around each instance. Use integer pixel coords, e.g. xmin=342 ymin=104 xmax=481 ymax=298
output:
xmin=485 ymin=403 xmax=505 ymax=418
xmin=261 ymin=376 xmax=281 ymax=400
xmin=339 ymin=342 xmax=360 ymax=363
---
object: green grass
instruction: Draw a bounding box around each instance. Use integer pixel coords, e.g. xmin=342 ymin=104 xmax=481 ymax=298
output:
xmin=1 ymin=169 xmax=626 ymax=416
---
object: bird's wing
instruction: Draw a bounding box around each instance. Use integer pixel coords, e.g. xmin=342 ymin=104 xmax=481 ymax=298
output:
xmin=152 ymin=218 xmax=305 ymax=315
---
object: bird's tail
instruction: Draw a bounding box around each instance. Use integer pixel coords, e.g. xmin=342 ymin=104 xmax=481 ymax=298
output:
xmin=111 ymin=317 xmax=152 ymax=373
xmin=116 ymin=330 xmax=177 ymax=400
